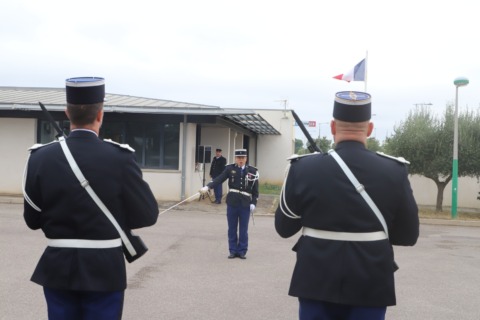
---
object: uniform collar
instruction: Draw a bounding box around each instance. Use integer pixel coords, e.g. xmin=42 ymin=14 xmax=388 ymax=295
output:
xmin=335 ymin=141 xmax=366 ymax=151
xmin=68 ymin=129 xmax=99 ymax=138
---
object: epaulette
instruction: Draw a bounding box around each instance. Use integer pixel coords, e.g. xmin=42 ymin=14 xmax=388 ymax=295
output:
xmin=286 ymin=152 xmax=320 ymax=162
xmin=376 ymin=151 xmax=410 ymax=164
xmin=247 ymin=165 xmax=257 ymax=171
xmin=104 ymin=139 xmax=135 ymax=152
xmin=28 ymin=140 xmax=58 ymax=151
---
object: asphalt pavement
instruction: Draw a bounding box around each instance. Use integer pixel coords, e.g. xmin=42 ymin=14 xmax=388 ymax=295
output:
xmin=1 ymin=196 xmax=479 ymax=320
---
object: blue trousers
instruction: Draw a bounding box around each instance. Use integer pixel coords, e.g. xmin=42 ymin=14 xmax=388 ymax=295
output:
xmin=299 ymin=298 xmax=386 ymax=320
xmin=43 ymin=287 xmax=124 ymax=320
xmin=213 ymin=181 xmax=223 ymax=203
xmin=226 ymin=204 xmax=250 ymax=254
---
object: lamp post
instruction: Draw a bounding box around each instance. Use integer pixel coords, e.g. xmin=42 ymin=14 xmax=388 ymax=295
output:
xmin=317 ymin=122 xmax=330 ymax=139
xmin=451 ymin=76 xmax=469 ymax=219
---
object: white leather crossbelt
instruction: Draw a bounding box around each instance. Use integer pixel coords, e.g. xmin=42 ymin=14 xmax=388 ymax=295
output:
xmin=48 ymin=238 xmax=122 ymax=248
xmin=229 ymin=189 xmax=251 ymax=197
xmin=303 ymin=227 xmax=387 ymax=242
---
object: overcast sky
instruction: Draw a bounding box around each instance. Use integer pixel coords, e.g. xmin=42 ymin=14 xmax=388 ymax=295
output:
xmin=2 ymin=0 xmax=479 ymax=141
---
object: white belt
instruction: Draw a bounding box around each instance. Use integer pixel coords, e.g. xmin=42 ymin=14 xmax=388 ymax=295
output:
xmin=303 ymin=227 xmax=387 ymax=242
xmin=48 ymin=238 xmax=122 ymax=248
xmin=229 ymin=189 xmax=251 ymax=197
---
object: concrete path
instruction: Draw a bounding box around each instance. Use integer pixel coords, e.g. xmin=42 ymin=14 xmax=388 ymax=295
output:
xmin=1 ymin=197 xmax=479 ymax=320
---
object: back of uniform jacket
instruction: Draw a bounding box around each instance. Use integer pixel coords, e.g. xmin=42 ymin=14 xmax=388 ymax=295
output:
xmin=23 ymin=130 xmax=159 ymax=291
xmin=275 ymin=141 xmax=419 ymax=307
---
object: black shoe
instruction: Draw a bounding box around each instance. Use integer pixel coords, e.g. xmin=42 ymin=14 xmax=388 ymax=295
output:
xmin=238 ymin=254 xmax=246 ymax=259
xmin=228 ymin=253 xmax=236 ymax=259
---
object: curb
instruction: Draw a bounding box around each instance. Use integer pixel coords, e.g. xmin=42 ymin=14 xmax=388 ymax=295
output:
xmin=2 ymin=196 xmax=479 ymax=227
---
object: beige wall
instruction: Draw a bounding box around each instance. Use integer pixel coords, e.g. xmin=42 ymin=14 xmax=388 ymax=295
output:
xmin=0 ymin=118 xmax=36 ymax=194
xmin=410 ymin=174 xmax=480 ymax=210
xmin=256 ymin=110 xmax=295 ymax=185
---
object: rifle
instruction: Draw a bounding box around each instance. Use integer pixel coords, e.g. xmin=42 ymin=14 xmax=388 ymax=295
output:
xmin=291 ymin=110 xmax=322 ymax=153
xmin=38 ymin=102 xmax=65 ymax=138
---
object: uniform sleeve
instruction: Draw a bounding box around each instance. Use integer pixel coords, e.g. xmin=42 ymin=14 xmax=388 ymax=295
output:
xmin=122 ymin=155 xmax=159 ymax=229
xmin=250 ymin=170 xmax=259 ymax=206
xmin=274 ymin=162 xmax=302 ymax=238
xmin=389 ymin=167 xmax=419 ymax=246
xmin=23 ymin=155 xmax=42 ymax=230
xmin=207 ymin=166 xmax=229 ymax=188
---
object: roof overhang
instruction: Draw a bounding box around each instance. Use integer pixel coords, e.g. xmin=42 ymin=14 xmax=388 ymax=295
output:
xmin=0 ymin=87 xmax=280 ymax=135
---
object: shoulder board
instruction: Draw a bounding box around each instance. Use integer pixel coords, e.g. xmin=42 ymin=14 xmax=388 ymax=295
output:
xmin=28 ymin=140 xmax=58 ymax=151
xmin=376 ymin=151 xmax=410 ymax=164
xmin=286 ymin=152 xmax=320 ymax=162
xmin=103 ymin=139 xmax=135 ymax=152
xmin=247 ymin=165 xmax=257 ymax=171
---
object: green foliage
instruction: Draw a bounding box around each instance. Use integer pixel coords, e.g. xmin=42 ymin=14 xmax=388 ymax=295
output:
xmin=294 ymin=139 xmax=304 ymax=154
xmin=385 ymin=104 xmax=480 ymax=211
xmin=259 ymin=183 xmax=281 ymax=195
xmin=366 ymin=137 xmax=383 ymax=152
xmin=316 ymin=137 xmax=333 ymax=152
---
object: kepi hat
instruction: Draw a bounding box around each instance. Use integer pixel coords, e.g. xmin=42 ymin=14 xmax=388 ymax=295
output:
xmin=234 ymin=149 xmax=247 ymax=157
xmin=333 ymin=91 xmax=371 ymax=122
xmin=66 ymin=77 xmax=105 ymax=104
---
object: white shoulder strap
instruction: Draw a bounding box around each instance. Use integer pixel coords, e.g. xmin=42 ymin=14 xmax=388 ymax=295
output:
xmin=328 ymin=150 xmax=389 ymax=238
xmin=58 ymin=137 xmax=137 ymax=256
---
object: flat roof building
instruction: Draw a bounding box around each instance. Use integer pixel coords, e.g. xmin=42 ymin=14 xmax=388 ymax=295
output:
xmin=0 ymin=86 xmax=295 ymax=201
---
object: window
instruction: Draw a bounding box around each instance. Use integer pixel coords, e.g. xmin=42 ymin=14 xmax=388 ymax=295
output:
xmin=38 ymin=120 xmax=70 ymax=142
xmin=38 ymin=119 xmax=180 ymax=170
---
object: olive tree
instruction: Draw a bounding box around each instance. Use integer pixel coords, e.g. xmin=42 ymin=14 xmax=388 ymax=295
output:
xmin=384 ymin=104 xmax=480 ymax=211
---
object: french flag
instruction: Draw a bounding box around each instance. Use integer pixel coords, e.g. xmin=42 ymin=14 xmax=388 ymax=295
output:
xmin=333 ymin=58 xmax=366 ymax=82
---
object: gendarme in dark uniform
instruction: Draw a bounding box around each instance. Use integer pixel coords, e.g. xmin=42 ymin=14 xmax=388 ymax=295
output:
xmin=23 ymin=77 xmax=159 ymax=320
xmin=275 ymin=91 xmax=419 ymax=319
xmin=202 ymin=149 xmax=259 ymax=259
xmin=209 ymin=148 xmax=227 ymax=204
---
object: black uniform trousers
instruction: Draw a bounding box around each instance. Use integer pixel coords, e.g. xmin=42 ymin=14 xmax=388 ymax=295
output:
xmin=299 ymin=298 xmax=386 ymax=320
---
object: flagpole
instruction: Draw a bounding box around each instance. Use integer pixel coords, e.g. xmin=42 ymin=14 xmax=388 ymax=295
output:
xmin=364 ymin=50 xmax=368 ymax=92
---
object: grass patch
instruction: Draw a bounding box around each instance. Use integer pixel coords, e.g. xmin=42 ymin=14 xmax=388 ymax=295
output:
xmin=419 ymin=208 xmax=480 ymax=220
xmin=259 ymin=183 xmax=282 ymax=195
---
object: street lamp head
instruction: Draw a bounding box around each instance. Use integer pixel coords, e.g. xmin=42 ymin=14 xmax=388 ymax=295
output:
xmin=454 ymin=76 xmax=469 ymax=87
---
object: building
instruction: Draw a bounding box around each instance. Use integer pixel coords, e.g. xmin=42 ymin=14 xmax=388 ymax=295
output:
xmin=0 ymin=86 xmax=295 ymax=201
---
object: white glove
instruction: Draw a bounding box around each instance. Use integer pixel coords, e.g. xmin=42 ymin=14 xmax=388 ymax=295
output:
xmin=250 ymin=204 xmax=255 ymax=213
xmin=199 ymin=186 xmax=209 ymax=194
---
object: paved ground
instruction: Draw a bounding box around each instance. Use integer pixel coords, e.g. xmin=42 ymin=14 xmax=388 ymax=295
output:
xmin=1 ymin=195 xmax=479 ymax=319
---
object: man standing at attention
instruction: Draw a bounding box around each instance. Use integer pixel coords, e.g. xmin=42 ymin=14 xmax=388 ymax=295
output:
xmin=23 ymin=77 xmax=159 ymax=320
xmin=200 ymin=149 xmax=259 ymax=259
xmin=209 ymin=148 xmax=227 ymax=204
xmin=275 ymin=91 xmax=419 ymax=320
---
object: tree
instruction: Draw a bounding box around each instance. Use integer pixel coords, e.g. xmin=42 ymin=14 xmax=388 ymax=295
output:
xmin=366 ymin=137 xmax=383 ymax=152
xmin=384 ymin=104 xmax=480 ymax=212
xmin=295 ymin=139 xmax=304 ymax=154
xmin=315 ymin=137 xmax=333 ymax=152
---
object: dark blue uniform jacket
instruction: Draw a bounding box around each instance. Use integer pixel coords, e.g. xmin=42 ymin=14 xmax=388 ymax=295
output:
xmin=208 ymin=164 xmax=259 ymax=207
xmin=209 ymin=156 xmax=227 ymax=178
xmin=275 ymin=141 xmax=419 ymax=307
xmin=23 ymin=130 xmax=159 ymax=291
